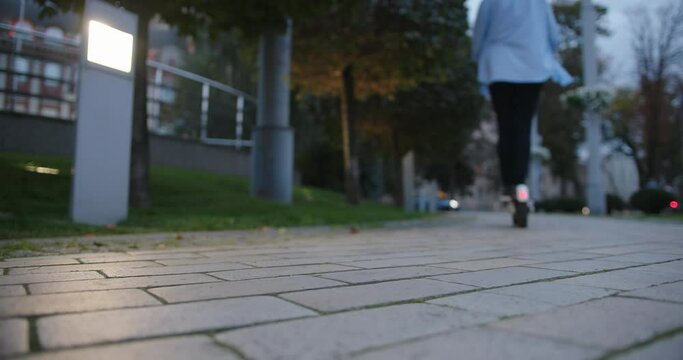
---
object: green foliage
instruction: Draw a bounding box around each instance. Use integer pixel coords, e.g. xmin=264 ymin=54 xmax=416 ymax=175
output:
xmin=0 ymin=152 xmax=420 ymax=240
xmin=535 ymin=197 xmax=585 ymax=213
xmin=289 ymin=0 xmax=478 ymax=195
xmin=605 ymin=88 xmax=645 ymax=185
xmin=560 ymin=87 xmax=613 ymax=113
xmin=0 ymin=241 xmax=42 ymax=258
xmin=630 ymin=189 xmax=676 ymax=215
xmin=38 ymin=0 xmax=205 ymax=27
xmin=292 ymin=0 xmax=470 ymax=98
xmin=291 ymin=94 xmax=345 ymax=191
xmin=362 ymin=75 xmax=482 ymax=191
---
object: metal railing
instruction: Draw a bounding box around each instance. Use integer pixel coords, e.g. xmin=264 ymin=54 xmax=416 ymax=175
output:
xmin=146 ymin=60 xmax=255 ymax=148
xmin=0 ymin=22 xmax=255 ymax=148
xmin=0 ymin=22 xmax=80 ymax=121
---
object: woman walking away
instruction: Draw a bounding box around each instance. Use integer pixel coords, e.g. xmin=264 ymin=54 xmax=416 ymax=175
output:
xmin=472 ymin=0 xmax=572 ymax=228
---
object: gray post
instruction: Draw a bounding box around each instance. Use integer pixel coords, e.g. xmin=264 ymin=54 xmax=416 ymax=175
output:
xmin=200 ymin=83 xmax=210 ymax=141
xmin=149 ymin=67 xmax=162 ymax=129
xmin=251 ymin=21 xmax=294 ymax=204
xmin=236 ymin=96 xmax=245 ymax=149
xmin=581 ymin=0 xmax=606 ymax=215
xmin=402 ymin=151 xmax=415 ymax=212
xmin=71 ymin=0 xmax=137 ymax=225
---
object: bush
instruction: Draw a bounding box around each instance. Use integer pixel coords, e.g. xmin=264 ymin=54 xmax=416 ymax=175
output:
xmin=606 ymin=194 xmax=626 ymax=214
xmin=535 ymin=197 xmax=585 ymax=213
xmin=630 ymin=189 xmax=676 ymax=214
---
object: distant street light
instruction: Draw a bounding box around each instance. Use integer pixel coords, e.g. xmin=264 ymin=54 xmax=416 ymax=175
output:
xmin=581 ymin=0 xmax=607 ymax=215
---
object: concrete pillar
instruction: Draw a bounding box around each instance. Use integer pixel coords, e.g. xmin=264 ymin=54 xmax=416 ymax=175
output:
xmin=402 ymin=151 xmax=415 ymax=212
xmin=251 ymin=21 xmax=294 ymax=204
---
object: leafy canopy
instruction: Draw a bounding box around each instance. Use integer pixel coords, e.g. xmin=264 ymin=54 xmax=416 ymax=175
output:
xmin=292 ymin=0 xmax=470 ymax=98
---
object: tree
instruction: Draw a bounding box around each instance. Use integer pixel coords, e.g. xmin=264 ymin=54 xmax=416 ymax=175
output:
xmin=630 ymin=2 xmax=683 ymax=185
xmin=291 ymin=94 xmax=345 ymax=192
xmin=606 ymin=88 xmax=647 ymax=187
xmin=360 ymin=72 xmax=481 ymax=203
xmin=291 ymin=0 xmax=470 ymax=204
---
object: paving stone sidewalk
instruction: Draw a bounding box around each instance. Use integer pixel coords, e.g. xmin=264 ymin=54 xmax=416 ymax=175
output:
xmin=1 ymin=212 xmax=682 ymax=359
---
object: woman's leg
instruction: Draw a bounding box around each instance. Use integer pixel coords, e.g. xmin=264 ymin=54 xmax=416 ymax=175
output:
xmin=489 ymin=82 xmax=516 ymax=188
xmin=490 ymin=82 xmax=543 ymax=228
xmin=509 ymin=83 xmax=543 ymax=185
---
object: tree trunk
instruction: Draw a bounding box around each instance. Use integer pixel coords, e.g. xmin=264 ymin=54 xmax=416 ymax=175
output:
xmin=340 ymin=65 xmax=361 ymax=205
xmin=622 ymin=136 xmax=647 ymax=188
xmin=643 ymin=78 xmax=666 ymax=185
xmin=560 ymin=178 xmax=567 ymax=197
xmin=129 ymin=13 xmax=152 ymax=209
xmin=391 ymin=128 xmax=403 ymax=208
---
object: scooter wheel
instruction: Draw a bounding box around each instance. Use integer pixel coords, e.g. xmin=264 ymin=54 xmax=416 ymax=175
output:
xmin=512 ymin=202 xmax=528 ymax=228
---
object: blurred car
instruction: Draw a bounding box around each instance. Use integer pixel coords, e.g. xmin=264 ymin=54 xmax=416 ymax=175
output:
xmin=437 ymin=198 xmax=460 ymax=211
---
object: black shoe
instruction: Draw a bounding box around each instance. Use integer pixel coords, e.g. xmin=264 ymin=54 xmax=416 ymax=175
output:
xmin=513 ymin=200 xmax=529 ymax=228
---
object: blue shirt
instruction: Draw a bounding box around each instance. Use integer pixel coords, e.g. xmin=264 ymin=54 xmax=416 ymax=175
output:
xmin=472 ymin=0 xmax=573 ymax=92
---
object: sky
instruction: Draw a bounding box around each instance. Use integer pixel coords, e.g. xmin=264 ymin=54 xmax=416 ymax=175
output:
xmin=465 ymin=0 xmax=676 ymax=88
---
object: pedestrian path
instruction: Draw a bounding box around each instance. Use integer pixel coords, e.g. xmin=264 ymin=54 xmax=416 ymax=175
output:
xmin=1 ymin=212 xmax=682 ymax=359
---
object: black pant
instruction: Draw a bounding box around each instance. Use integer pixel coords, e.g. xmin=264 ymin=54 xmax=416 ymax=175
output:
xmin=489 ymin=82 xmax=543 ymax=187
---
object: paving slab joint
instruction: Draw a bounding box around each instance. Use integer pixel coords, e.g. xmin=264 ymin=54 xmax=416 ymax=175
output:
xmin=293 ymin=291 xmax=481 ymax=316
xmin=274 ymin=295 xmax=324 ymax=315
xmin=142 ymin=289 xmax=169 ymax=305
xmin=32 ymin=314 xmax=319 ymax=354
xmin=209 ymin=333 xmax=249 ymax=360
xmin=310 ymin=274 xmax=353 ymax=285
xmin=597 ymin=326 xmax=683 ymax=360
xmin=347 ymin=323 xmax=491 ymax=358
xmin=203 ymin=273 xmax=231 ymax=282
xmin=233 ymin=262 xmax=257 ymax=269
xmin=615 ymin=293 xmax=683 ymax=306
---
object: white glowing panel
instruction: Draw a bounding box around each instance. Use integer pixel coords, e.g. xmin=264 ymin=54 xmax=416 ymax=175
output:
xmin=87 ymin=20 xmax=133 ymax=73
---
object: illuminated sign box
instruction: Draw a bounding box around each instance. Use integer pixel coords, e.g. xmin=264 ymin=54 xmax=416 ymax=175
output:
xmin=71 ymin=0 xmax=137 ymax=225
xmin=86 ymin=20 xmax=133 ymax=73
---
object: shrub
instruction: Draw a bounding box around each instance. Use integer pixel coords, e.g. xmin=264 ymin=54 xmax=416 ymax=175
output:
xmin=630 ymin=189 xmax=676 ymax=214
xmin=606 ymin=194 xmax=625 ymax=214
xmin=535 ymin=197 xmax=585 ymax=213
